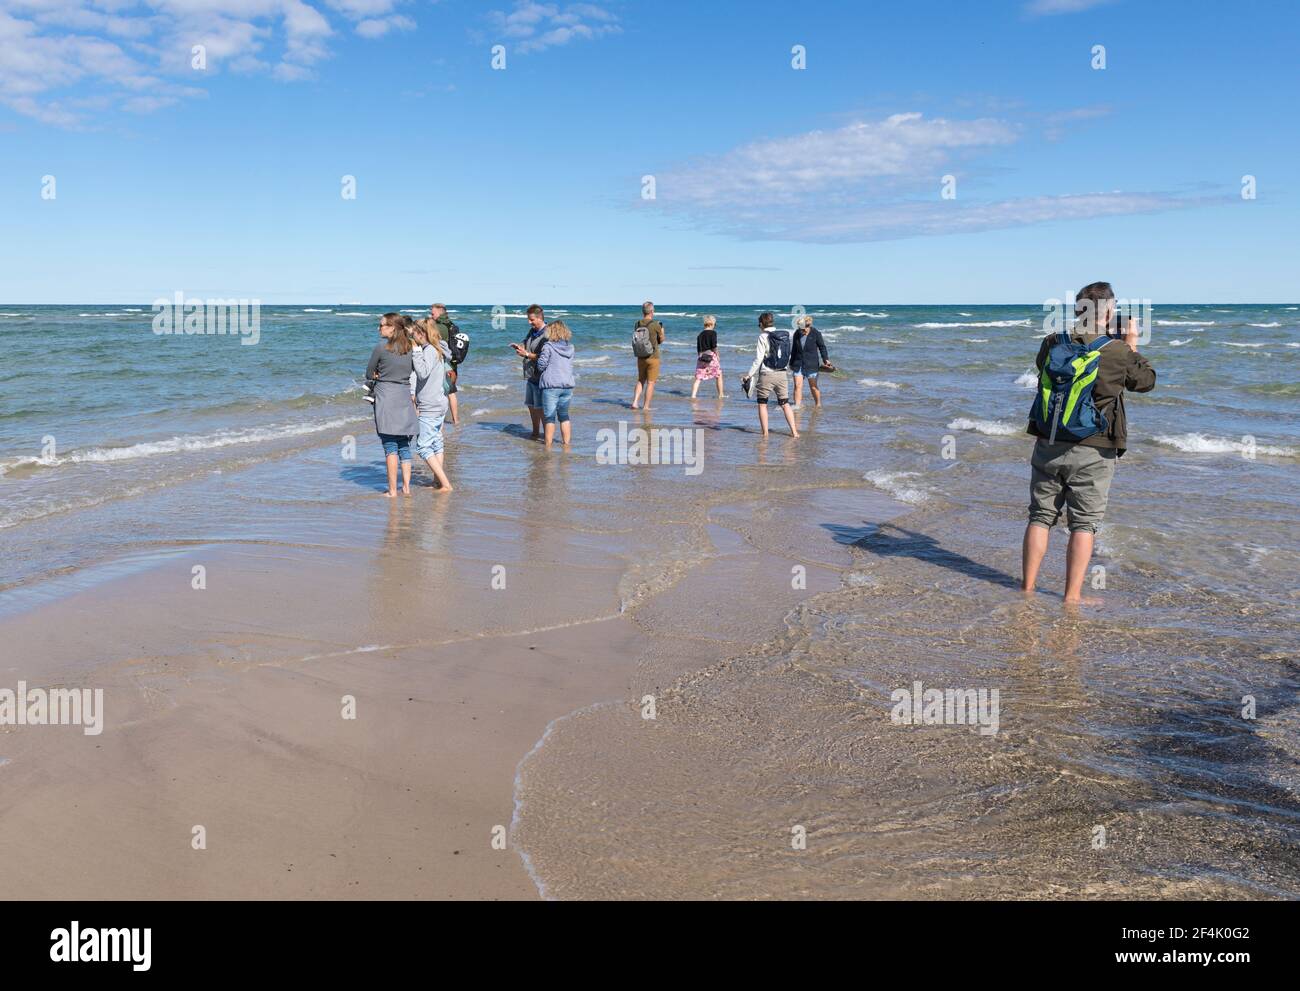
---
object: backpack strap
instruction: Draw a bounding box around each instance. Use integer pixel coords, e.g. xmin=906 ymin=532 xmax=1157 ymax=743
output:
xmin=1085 ymin=335 xmax=1112 ymax=353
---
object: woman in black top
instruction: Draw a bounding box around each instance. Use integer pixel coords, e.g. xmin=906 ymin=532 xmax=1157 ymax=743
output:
xmin=691 ymin=315 xmax=725 ymax=399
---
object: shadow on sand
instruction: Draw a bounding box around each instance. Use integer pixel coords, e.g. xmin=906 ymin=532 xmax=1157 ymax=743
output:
xmin=822 ymin=520 xmax=1020 ymax=589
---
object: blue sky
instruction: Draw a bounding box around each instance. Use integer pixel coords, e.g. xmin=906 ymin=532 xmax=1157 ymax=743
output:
xmin=1 ymin=0 xmax=1295 ymax=303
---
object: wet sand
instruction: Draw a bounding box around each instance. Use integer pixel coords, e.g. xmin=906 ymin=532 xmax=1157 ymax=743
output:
xmin=0 ymin=522 xmax=643 ymax=899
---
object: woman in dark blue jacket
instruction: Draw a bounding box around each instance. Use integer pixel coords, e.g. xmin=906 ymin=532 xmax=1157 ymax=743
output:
xmin=791 ymin=317 xmax=832 ymax=409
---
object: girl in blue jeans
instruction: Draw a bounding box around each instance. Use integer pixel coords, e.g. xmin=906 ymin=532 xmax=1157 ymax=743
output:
xmin=365 ymin=313 xmax=419 ymax=497
xmin=410 ymin=319 xmax=453 ymax=492
xmin=535 ymin=320 xmax=576 ymax=449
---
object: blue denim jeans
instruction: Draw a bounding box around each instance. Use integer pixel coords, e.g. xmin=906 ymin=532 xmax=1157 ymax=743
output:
xmin=414 ymin=409 xmax=446 ymax=458
xmin=378 ymin=432 xmax=411 ymax=461
xmin=541 ymin=387 xmax=573 ymax=424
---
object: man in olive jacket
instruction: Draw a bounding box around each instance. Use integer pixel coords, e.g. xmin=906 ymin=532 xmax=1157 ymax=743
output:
xmin=1021 ymin=281 xmax=1156 ymax=605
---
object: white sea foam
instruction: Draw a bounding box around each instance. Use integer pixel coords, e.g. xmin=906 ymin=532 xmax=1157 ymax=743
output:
xmin=1152 ymin=433 xmax=1297 ymax=457
xmin=1168 ymin=339 xmax=1192 ymax=347
xmin=963 ymin=338 xmax=989 ymax=343
xmin=302 ymin=308 xmax=333 ymax=312
xmin=1247 ymin=322 xmax=1281 ymax=328
xmin=2 ymin=418 xmax=361 ymax=471
xmin=858 ymin=378 xmax=901 ymax=389
xmin=948 ymin=417 xmax=1020 ymax=436
xmin=1223 ymin=342 xmax=1266 ymax=348
xmin=469 ymin=383 xmax=509 ymax=391
xmin=877 ymin=338 xmax=906 ymax=345
xmin=1155 ymin=319 xmax=1216 ymax=326
xmin=574 ymin=355 xmax=611 ymax=365
xmin=334 ymin=311 xmax=372 ymax=317
xmin=1015 ymin=368 xmax=1038 ymax=388
xmin=914 ymin=319 xmax=1032 ymax=329
xmin=864 ymin=470 xmax=929 ymax=505
xmin=831 ymin=325 xmax=867 ymax=332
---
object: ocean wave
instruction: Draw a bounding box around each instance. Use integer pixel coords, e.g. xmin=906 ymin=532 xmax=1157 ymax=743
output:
xmin=1 ymin=417 xmax=362 ymax=472
xmin=858 ymin=378 xmax=902 ymax=389
xmin=302 ymin=308 xmax=333 ymax=313
xmin=947 ymin=417 xmax=1020 ymax=436
xmin=830 ymin=325 xmax=867 ymax=332
xmin=574 ymin=356 xmax=611 ymax=365
xmin=1247 ymin=322 xmax=1281 ymax=328
xmin=1168 ymin=339 xmax=1192 ymax=347
xmin=914 ymin=319 xmax=1032 ymax=329
xmin=877 ymin=338 xmax=906 ymax=345
xmin=1015 ymin=368 xmax=1039 ymax=388
xmin=467 ymin=383 xmax=509 ymax=391
xmin=1152 ymin=433 xmax=1297 ymax=457
xmin=863 ymin=470 xmax=929 ymax=505
xmin=1223 ymin=342 xmax=1266 ymax=348
xmin=1155 ymin=320 xmax=1216 ymax=326
xmin=963 ymin=338 xmax=989 ymax=343
xmin=334 ymin=311 xmax=373 ymax=317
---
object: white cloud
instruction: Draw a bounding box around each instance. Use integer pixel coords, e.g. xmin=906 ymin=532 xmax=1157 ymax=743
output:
xmin=0 ymin=1 xmax=417 ymax=126
xmin=1024 ymin=0 xmax=1118 ymax=15
xmin=355 ymin=14 xmax=415 ymax=38
xmin=488 ymin=1 xmax=620 ymax=54
xmin=1043 ymin=105 xmax=1111 ymax=141
xmin=649 ymin=113 xmax=1220 ymax=243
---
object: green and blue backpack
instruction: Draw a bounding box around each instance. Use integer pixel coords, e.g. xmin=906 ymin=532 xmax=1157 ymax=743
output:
xmin=1029 ymin=331 xmax=1112 ymax=443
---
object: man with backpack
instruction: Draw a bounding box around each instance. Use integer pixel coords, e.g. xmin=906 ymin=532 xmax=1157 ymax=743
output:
xmin=1021 ymin=281 xmax=1155 ymax=605
xmin=741 ymin=311 xmax=799 ymax=438
xmin=631 ymin=301 xmax=665 ymax=410
xmin=431 ymin=303 xmax=468 ymax=426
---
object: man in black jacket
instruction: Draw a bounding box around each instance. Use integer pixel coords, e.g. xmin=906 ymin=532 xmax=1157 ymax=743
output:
xmin=1021 ymin=282 xmax=1156 ymax=605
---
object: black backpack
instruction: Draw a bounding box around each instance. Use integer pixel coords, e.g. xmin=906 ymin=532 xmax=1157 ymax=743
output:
xmin=446 ymin=322 xmax=469 ymax=365
xmin=763 ymin=330 xmax=791 ymax=370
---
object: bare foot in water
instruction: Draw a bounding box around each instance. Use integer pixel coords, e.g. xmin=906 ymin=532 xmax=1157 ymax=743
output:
xmin=1063 ymin=595 xmax=1104 ymax=608
xmin=383 ymin=491 xmax=397 ymax=499
xmin=402 ymin=485 xmax=411 ymax=496
xmin=437 ymin=484 xmax=454 ymax=494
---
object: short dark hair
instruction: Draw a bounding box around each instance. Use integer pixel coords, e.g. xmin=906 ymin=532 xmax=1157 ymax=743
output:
xmin=526 ymin=304 xmax=544 ymax=318
xmin=1075 ymin=281 xmax=1115 ymax=317
xmin=758 ymin=311 xmax=775 ymax=329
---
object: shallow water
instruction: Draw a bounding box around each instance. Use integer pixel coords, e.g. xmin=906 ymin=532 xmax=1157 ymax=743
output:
xmin=2 ymin=303 xmax=1297 ymax=898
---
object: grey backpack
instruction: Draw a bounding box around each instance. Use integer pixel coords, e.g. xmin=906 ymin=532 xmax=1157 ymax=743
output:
xmin=632 ymin=323 xmax=655 ymax=358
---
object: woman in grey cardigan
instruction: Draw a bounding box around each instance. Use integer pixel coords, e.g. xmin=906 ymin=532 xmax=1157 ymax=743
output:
xmin=365 ymin=313 xmax=419 ymax=497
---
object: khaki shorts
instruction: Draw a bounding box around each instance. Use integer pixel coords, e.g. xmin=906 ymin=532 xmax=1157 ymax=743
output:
xmin=1028 ymin=438 xmax=1117 ymax=533
xmin=754 ymin=367 xmax=789 ymax=404
xmin=637 ymin=354 xmax=660 ymax=382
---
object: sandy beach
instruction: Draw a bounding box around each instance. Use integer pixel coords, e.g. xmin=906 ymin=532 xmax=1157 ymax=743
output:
xmin=2 ymin=304 xmax=1298 ymax=901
